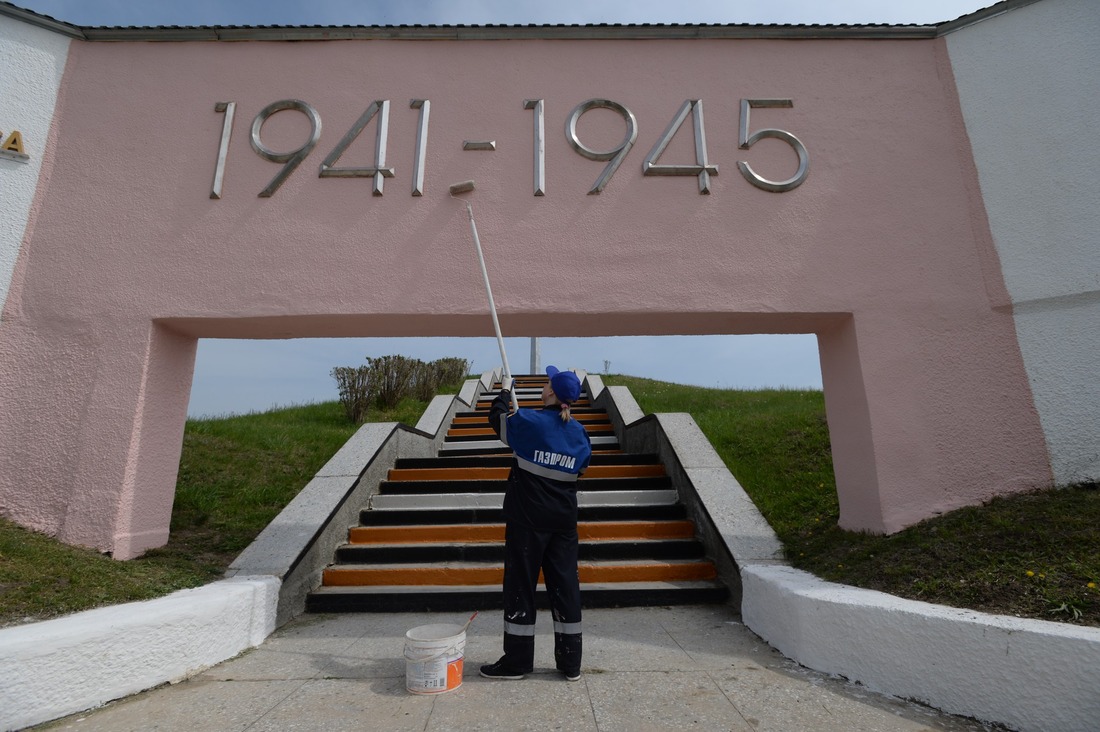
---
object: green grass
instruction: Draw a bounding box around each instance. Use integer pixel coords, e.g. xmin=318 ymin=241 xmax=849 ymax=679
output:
xmin=2 ymin=377 xmax=1097 ymax=627
xmin=602 ymin=377 xmax=837 ymax=539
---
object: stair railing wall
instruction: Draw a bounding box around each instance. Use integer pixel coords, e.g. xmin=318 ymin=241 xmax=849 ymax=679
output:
xmin=593 ymin=382 xmax=646 ymax=447
xmin=418 ymin=374 xmax=493 ymax=455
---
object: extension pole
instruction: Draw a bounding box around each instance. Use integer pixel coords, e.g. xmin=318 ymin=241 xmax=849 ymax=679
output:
xmin=463 ymin=200 xmax=519 ymax=412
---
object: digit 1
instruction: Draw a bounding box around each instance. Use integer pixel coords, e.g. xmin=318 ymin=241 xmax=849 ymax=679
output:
xmin=210 ymin=101 xmax=236 ymax=199
xmin=524 ymin=99 xmax=545 ymax=196
xmin=410 ymin=99 xmax=430 ymax=197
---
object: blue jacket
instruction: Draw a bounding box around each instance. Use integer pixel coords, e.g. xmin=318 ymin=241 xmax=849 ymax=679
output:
xmin=489 ymin=390 xmax=592 ymax=532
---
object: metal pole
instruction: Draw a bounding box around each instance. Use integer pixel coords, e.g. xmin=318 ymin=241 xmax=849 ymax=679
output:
xmin=465 ymin=201 xmax=518 ymax=411
xmin=529 ymin=336 xmax=541 ymax=375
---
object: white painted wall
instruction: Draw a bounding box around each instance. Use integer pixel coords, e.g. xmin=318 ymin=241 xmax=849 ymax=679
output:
xmin=947 ymin=0 xmax=1100 ymax=484
xmin=742 ymin=564 xmax=1100 ymax=732
xmin=0 ymin=576 xmax=280 ymax=730
xmin=0 ymin=14 xmax=69 ymax=314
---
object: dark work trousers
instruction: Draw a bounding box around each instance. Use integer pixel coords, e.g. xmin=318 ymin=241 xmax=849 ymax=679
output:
xmin=500 ymin=521 xmax=583 ymax=674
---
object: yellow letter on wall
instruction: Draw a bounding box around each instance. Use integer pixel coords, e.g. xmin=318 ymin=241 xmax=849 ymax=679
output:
xmin=2 ymin=131 xmax=25 ymax=155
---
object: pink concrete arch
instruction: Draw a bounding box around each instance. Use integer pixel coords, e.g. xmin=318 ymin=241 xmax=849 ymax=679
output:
xmin=0 ymin=33 xmax=1050 ymax=557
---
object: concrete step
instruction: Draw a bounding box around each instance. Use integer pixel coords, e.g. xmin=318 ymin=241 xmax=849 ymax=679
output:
xmin=445 ymin=423 xmax=615 ymax=438
xmin=475 ymin=399 xmax=592 ymax=409
xmin=439 ymin=434 xmax=619 ymax=449
xmin=347 ymin=519 xmax=699 ymax=544
xmin=358 ymin=503 xmax=689 ymax=526
xmin=306 ymin=580 xmax=730 ymax=613
xmin=375 ymin=475 xmax=673 ymax=495
xmin=455 ymin=405 xmax=605 ymax=417
xmin=365 ymin=489 xmax=681 ymax=511
xmin=451 ymin=412 xmax=609 ymax=425
xmin=393 ymin=453 xmax=660 ymax=469
xmin=334 ymin=537 xmax=707 ymax=564
xmin=321 ymin=558 xmax=719 ymax=587
xmin=385 ymin=463 xmax=665 ymax=482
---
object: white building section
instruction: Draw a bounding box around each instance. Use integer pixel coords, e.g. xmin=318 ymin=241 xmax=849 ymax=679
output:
xmin=0 ymin=14 xmax=69 ymax=313
xmin=947 ymin=0 xmax=1100 ymax=485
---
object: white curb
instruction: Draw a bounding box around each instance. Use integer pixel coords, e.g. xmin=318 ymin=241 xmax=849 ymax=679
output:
xmin=741 ymin=563 xmax=1100 ymax=732
xmin=0 ymin=575 xmax=280 ymax=731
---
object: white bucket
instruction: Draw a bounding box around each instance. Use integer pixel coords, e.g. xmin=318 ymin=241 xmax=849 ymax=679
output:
xmin=404 ymin=623 xmax=466 ymax=694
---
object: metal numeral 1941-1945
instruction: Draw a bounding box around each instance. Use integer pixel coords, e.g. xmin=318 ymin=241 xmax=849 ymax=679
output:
xmin=210 ymin=97 xmax=809 ymax=199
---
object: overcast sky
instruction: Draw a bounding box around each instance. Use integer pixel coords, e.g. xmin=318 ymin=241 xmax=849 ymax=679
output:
xmin=13 ymin=0 xmax=996 ymax=417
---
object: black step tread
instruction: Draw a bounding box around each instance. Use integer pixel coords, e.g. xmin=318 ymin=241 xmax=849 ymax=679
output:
xmin=437 ymin=445 xmax=623 ymax=456
xmin=448 ymin=418 xmax=612 ymax=431
xmin=306 ymin=582 xmax=730 ymax=613
xmin=376 ymin=476 xmax=673 ymax=494
xmin=334 ymin=538 xmax=706 ymax=564
xmin=331 ymin=557 xmax=713 ymax=572
xmin=474 ymin=397 xmax=592 ymax=404
xmin=393 ymin=453 xmax=660 ymax=470
xmin=442 ymin=429 xmax=613 ymax=443
xmin=455 ymin=407 xmax=604 ymax=418
xmin=359 ymin=504 xmax=688 ymax=525
xmin=441 ymin=433 xmax=519 ymax=444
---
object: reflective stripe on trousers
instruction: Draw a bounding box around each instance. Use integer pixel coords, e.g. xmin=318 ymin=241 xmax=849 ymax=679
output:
xmin=504 ymin=619 xmax=583 ymax=636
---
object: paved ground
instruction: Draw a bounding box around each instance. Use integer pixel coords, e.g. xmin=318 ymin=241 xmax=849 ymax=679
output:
xmin=36 ymin=604 xmax=1002 ymax=731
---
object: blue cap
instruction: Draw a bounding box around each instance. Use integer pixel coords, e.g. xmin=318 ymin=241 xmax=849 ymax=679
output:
xmin=546 ymin=365 xmax=581 ymax=404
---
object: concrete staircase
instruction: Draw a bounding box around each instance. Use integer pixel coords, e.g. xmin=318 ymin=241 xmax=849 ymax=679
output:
xmin=306 ymin=375 xmax=729 ymax=612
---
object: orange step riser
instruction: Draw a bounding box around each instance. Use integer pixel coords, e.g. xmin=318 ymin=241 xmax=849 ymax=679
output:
xmin=322 ymin=563 xmax=718 ymax=587
xmin=386 ymin=465 xmax=665 ymax=481
xmin=348 ymin=520 xmax=696 ymax=544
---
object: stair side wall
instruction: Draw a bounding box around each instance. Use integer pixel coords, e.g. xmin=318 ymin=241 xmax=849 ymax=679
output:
xmin=228 ymin=421 xmax=441 ymax=626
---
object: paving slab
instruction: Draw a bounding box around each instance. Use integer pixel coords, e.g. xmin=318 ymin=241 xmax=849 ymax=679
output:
xmin=34 ymin=605 xmax=1000 ymax=732
xmin=586 ymin=670 xmax=754 ymax=731
xmin=38 ymin=678 xmax=305 ymax=732
xmin=247 ymin=678 xmax=433 ymax=732
xmin=428 ymin=675 xmax=597 ymax=731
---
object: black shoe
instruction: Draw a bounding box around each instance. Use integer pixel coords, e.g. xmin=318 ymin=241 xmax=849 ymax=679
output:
xmin=480 ymin=658 xmax=526 ymax=680
xmin=557 ymin=662 xmax=581 ymax=681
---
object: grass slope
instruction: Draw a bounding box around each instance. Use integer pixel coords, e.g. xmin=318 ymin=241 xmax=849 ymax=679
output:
xmin=1 ymin=379 xmax=1096 ymax=627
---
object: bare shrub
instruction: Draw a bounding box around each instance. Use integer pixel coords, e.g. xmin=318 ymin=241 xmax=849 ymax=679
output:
xmin=433 ymin=357 xmax=471 ymax=388
xmin=369 ymin=355 xmax=419 ymax=409
xmin=412 ymin=360 xmax=441 ymax=401
xmin=330 ymin=365 xmax=372 ymax=423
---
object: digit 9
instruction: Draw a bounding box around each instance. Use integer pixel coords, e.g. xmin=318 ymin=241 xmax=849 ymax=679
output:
xmin=566 ymin=99 xmax=638 ymax=194
xmin=249 ymin=100 xmax=322 ymax=197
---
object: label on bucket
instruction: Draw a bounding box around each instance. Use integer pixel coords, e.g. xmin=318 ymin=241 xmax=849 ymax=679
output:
xmin=406 ymin=654 xmax=463 ymax=694
xmin=404 ymin=624 xmax=466 ymax=695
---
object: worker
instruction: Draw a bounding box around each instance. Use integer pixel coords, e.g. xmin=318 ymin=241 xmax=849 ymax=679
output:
xmin=479 ymin=365 xmax=592 ymax=682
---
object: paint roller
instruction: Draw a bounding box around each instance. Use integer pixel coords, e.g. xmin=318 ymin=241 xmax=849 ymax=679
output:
xmin=450 ymin=180 xmax=519 ymax=411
